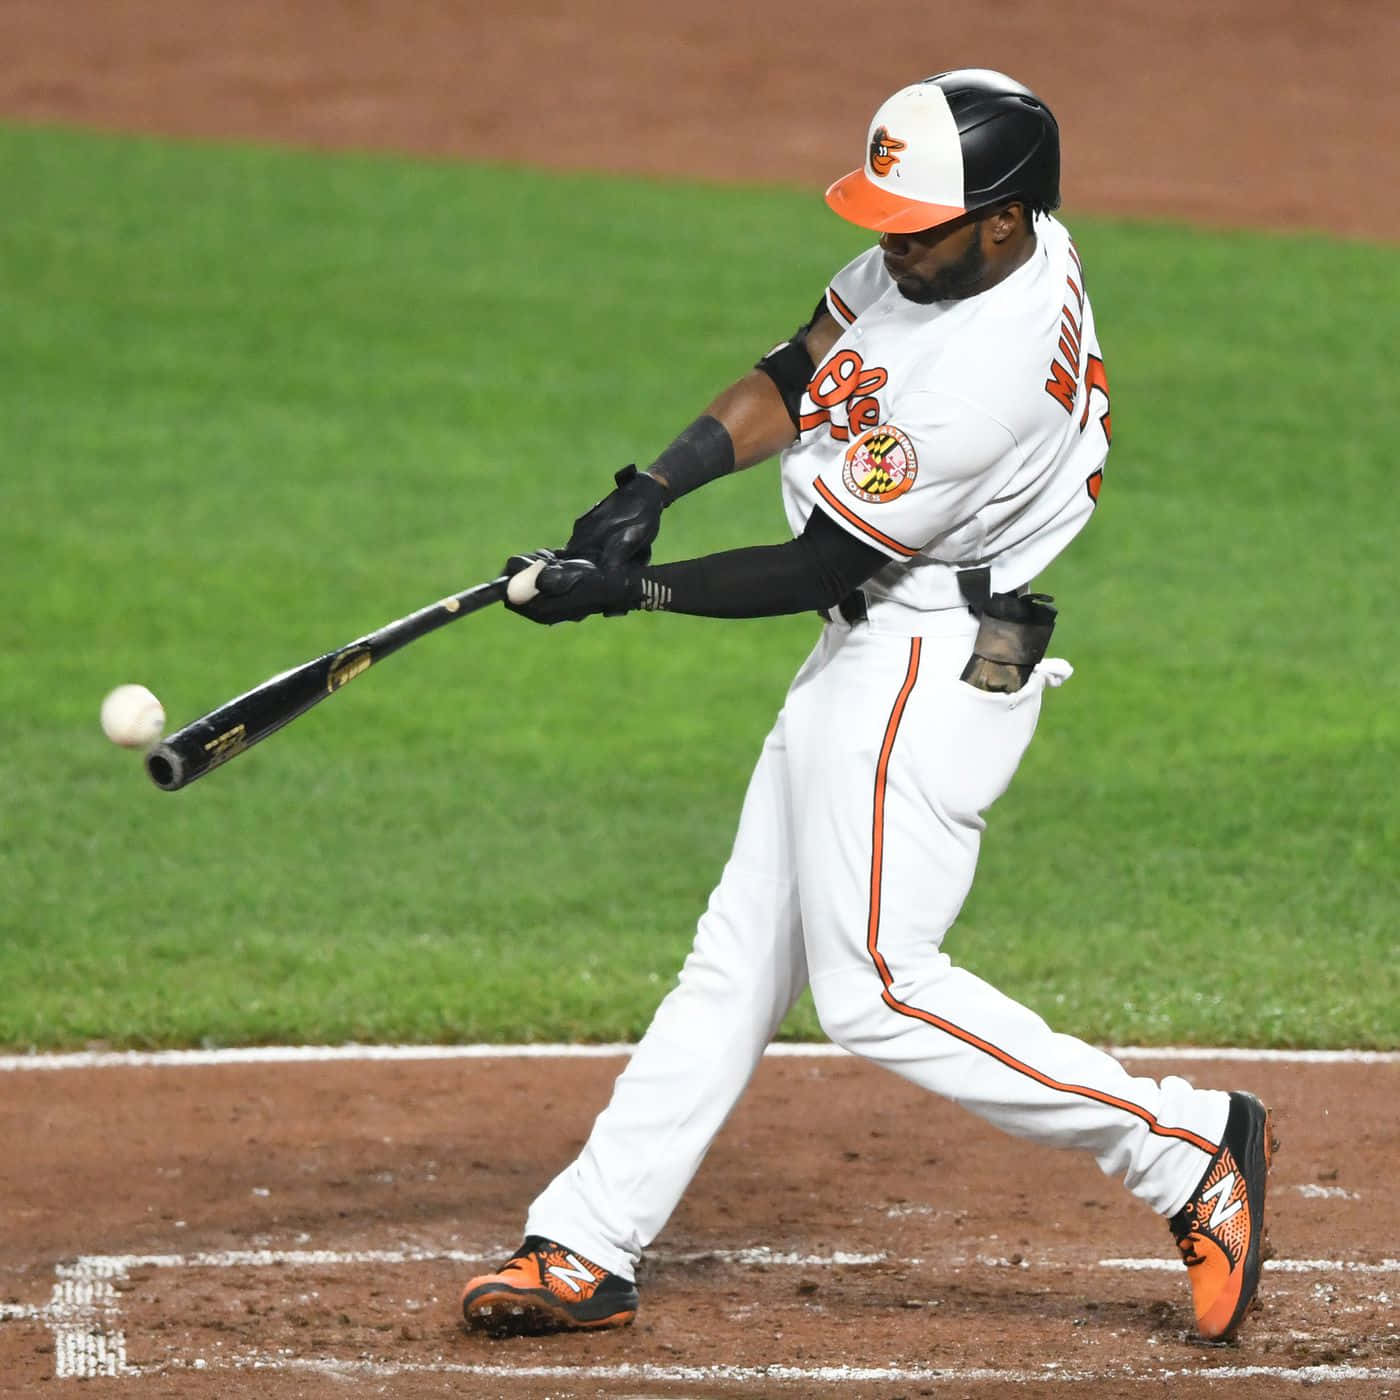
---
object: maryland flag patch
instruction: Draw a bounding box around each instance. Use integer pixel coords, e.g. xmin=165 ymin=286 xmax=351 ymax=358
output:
xmin=842 ymin=425 xmax=917 ymax=504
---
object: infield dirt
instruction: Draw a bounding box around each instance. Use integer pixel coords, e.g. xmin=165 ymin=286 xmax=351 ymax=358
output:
xmin=1 ymin=1053 xmax=1397 ymax=1395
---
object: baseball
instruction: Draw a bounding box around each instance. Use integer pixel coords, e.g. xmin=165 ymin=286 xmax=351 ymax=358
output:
xmin=100 ymin=684 xmax=166 ymax=749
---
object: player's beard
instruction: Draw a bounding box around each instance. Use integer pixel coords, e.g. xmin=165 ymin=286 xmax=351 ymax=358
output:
xmin=894 ymin=232 xmax=988 ymax=304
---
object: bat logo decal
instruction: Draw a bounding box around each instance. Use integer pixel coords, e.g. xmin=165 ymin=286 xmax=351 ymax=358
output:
xmin=202 ymin=723 xmax=248 ymax=765
xmin=327 ymin=647 xmax=372 ymax=692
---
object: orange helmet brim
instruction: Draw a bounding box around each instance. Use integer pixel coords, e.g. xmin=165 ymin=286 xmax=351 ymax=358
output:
xmin=824 ymin=168 xmax=965 ymax=235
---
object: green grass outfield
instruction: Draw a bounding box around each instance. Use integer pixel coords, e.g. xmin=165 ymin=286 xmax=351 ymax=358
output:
xmin=2 ymin=124 xmax=1395 ymax=1050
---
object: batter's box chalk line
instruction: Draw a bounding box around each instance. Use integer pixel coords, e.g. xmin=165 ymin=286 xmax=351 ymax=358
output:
xmin=11 ymin=1260 xmax=132 ymax=1380
xmin=12 ymin=1246 xmax=1399 ymax=1383
xmin=0 ymin=1043 xmax=1396 ymax=1071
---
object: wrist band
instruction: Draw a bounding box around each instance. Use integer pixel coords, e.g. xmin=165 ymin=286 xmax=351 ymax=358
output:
xmin=648 ymin=415 xmax=736 ymax=503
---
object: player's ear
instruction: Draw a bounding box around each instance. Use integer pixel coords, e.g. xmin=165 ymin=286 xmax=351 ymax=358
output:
xmin=986 ymin=202 xmax=1024 ymax=244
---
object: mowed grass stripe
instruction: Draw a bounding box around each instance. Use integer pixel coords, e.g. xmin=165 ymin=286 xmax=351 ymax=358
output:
xmin=1 ymin=125 xmax=1395 ymax=1049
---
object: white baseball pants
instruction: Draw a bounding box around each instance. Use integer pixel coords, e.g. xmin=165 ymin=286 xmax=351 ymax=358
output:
xmin=527 ymin=611 xmax=1229 ymax=1280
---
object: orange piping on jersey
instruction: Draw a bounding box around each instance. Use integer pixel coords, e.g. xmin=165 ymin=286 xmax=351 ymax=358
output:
xmin=863 ymin=644 xmax=1220 ymax=1159
xmin=813 ymin=478 xmax=918 ymax=557
xmin=827 ymin=287 xmax=857 ymax=325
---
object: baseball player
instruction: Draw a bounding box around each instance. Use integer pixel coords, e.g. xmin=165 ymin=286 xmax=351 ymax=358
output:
xmin=461 ymin=70 xmax=1274 ymax=1345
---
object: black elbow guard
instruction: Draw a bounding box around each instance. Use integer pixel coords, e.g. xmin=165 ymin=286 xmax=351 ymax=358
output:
xmin=755 ymin=336 xmax=814 ymax=429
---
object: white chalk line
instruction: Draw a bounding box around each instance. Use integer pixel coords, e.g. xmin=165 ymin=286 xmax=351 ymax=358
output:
xmin=17 ymin=1265 xmax=131 ymax=1379
xmin=57 ymin=1245 xmax=1400 ymax=1276
xmin=54 ymin=1244 xmax=889 ymax=1273
xmin=0 ymin=1042 xmax=1395 ymax=1071
xmin=1100 ymin=1257 xmax=1400 ymax=1274
xmin=25 ymin=1245 xmax=884 ymax=1378
xmin=23 ymin=1245 xmax=1397 ymax=1381
xmin=148 ymin=1355 xmax=1400 ymax=1386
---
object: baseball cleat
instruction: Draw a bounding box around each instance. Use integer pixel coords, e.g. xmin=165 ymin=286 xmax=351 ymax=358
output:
xmin=461 ymin=1236 xmax=639 ymax=1336
xmin=1169 ymin=1090 xmax=1277 ymax=1341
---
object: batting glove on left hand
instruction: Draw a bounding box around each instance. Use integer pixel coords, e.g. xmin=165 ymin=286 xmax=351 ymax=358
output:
xmin=503 ymin=551 xmax=643 ymax=625
xmin=564 ymin=465 xmax=667 ymax=567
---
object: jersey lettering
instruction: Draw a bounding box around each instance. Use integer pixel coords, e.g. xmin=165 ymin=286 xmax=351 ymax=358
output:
xmin=1079 ymin=353 xmax=1112 ymax=443
xmin=1044 ymin=357 xmax=1077 ymax=415
xmin=1081 ymin=353 xmax=1111 ymax=502
xmin=1041 ymin=240 xmax=1112 ymax=506
xmin=800 ymin=348 xmax=888 ymax=444
xmin=1044 ymin=255 xmax=1088 ymax=415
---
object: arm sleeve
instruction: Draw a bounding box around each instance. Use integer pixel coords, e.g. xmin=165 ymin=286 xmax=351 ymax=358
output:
xmin=638 ymin=507 xmax=887 ymax=619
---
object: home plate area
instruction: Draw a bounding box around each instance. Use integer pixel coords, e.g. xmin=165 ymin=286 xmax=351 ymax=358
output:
xmin=12 ymin=1241 xmax=1398 ymax=1394
xmin=0 ymin=1049 xmax=1395 ymax=1395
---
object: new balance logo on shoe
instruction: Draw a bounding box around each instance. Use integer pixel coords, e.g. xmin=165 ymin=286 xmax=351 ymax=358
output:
xmin=1201 ymin=1171 xmax=1243 ymax=1230
xmin=547 ymin=1253 xmax=598 ymax=1294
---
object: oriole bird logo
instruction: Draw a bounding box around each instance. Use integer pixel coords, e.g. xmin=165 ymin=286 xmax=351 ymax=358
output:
xmin=869 ymin=126 xmax=906 ymax=177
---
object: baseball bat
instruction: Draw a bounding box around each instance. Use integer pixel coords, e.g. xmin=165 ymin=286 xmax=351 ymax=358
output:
xmin=144 ymin=567 xmax=541 ymax=792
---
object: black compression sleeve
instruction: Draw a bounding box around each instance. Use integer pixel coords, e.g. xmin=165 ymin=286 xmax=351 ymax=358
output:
xmin=637 ymin=507 xmax=888 ymax=618
xmin=648 ymin=415 xmax=736 ymax=503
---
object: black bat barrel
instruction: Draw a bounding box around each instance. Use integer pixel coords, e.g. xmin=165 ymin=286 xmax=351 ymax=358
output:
xmin=145 ymin=575 xmax=508 ymax=792
xmin=144 ymin=658 xmax=341 ymax=791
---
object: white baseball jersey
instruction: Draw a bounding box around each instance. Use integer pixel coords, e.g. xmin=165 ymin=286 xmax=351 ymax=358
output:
xmin=782 ymin=214 xmax=1110 ymax=610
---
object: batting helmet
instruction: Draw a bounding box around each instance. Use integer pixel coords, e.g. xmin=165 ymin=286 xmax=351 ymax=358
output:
xmin=826 ymin=69 xmax=1061 ymax=234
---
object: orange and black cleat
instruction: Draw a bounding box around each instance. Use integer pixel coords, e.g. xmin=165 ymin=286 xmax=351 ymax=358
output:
xmin=1170 ymin=1090 xmax=1277 ymax=1341
xmin=461 ymin=1236 xmax=639 ymax=1336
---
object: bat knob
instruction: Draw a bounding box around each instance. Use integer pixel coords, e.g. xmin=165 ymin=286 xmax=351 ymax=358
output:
xmin=506 ymin=559 xmax=546 ymax=605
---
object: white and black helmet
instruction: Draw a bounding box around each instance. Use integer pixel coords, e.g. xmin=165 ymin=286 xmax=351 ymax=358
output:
xmin=826 ymin=69 xmax=1061 ymax=234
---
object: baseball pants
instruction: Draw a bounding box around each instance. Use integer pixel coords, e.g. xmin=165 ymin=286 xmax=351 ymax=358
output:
xmin=527 ymin=609 xmax=1229 ymax=1280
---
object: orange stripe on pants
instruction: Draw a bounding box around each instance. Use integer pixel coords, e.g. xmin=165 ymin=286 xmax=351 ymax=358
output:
xmin=863 ymin=639 xmax=1218 ymax=1159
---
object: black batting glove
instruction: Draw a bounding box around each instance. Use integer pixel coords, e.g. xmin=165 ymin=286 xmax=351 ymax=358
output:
xmin=564 ymin=465 xmax=667 ymax=567
xmin=503 ymin=551 xmax=643 ymax=626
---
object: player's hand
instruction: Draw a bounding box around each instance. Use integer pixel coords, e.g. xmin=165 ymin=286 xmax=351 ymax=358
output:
xmin=503 ymin=551 xmax=643 ymax=625
xmin=564 ymin=465 xmax=666 ymax=567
